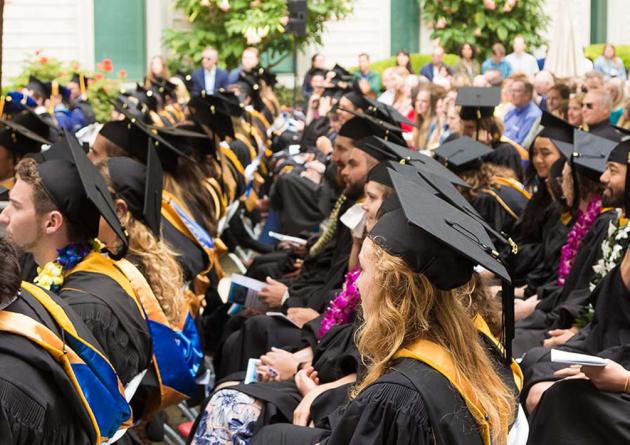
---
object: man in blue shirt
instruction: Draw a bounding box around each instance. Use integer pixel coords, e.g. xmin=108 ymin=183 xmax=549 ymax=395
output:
xmin=503 ymin=78 xmax=541 ymax=146
xmin=191 ymin=47 xmax=229 ymax=96
xmin=482 ymin=43 xmax=513 ymax=81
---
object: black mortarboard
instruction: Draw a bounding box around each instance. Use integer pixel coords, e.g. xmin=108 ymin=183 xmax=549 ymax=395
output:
xmin=0 ymin=111 xmax=52 ymax=155
xmin=99 ymin=120 xmax=133 ymax=153
xmin=343 ymin=91 xmax=370 ymax=111
xmin=233 ymin=73 xmax=264 ymax=112
xmin=151 ymin=78 xmax=178 ymax=101
xmin=255 ymin=66 xmax=277 ymax=88
xmin=189 ymin=94 xmax=235 ymax=140
xmin=174 ymin=71 xmax=194 ymax=94
xmin=433 ymin=136 xmax=493 ymax=172
xmin=26 ymin=75 xmax=51 ymax=98
xmin=156 ymin=124 xmax=216 ymax=158
xmin=355 ymin=136 xmax=397 ymax=162
xmin=133 ymin=84 xmax=159 ymax=112
xmin=607 ymin=138 xmax=630 ymax=214
xmin=369 ymin=137 xmax=469 ymax=188
xmin=70 ymin=72 xmax=91 ymax=85
xmin=364 ymin=97 xmax=416 ymax=127
xmin=370 ymin=170 xmax=514 ymax=361
xmin=571 ymin=129 xmax=617 ymax=180
xmin=39 ymin=132 xmax=128 ymax=258
xmin=337 ymin=112 xmax=406 ymax=146
xmin=113 ymin=99 xmax=193 ymax=162
xmin=107 ymin=139 xmax=163 ymax=238
xmin=538 ymin=111 xmax=575 ymax=144
xmin=330 ymin=64 xmax=353 ymax=83
xmin=214 ymin=89 xmax=246 ymax=117
xmin=457 ymin=87 xmax=501 ymax=120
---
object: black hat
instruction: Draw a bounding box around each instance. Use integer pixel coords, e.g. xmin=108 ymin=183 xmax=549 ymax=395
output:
xmin=156 ymin=124 xmax=216 ymax=158
xmin=538 ymin=111 xmax=575 ymax=144
xmin=0 ymin=111 xmax=52 ymax=155
xmin=188 ymin=94 xmax=235 ymax=140
xmin=571 ymin=129 xmax=617 ymax=180
xmin=255 ymin=66 xmax=277 ymax=88
xmin=214 ymin=89 xmax=246 ymax=117
xmin=233 ymin=73 xmax=264 ymax=112
xmin=343 ymin=91 xmax=370 ymax=111
xmin=107 ymin=139 xmax=163 ymax=238
xmin=364 ymin=97 xmax=416 ymax=127
xmin=174 ymin=71 xmax=194 ymax=94
xmin=151 ymin=78 xmax=178 ymax=101
xmin=457 ymin=87 xmax=501 ymax=120
xmin=330 ymin=64 xmax=353 ymax=83
xmin=26 ymin=75 xmax=51 ymax=98
xmin=39 ymin=132 xmax=128 ymax=258
xmin=338 ymin=112 xmax=406 ymax=146
xmin=369 ymin=170 xmax=510 ymax=287
xmin=369 ymin=170 xmax=514 ymax=361
xmin=433 ymin=136 xmax=493 ymax=172
xmin=133 ymin=84 xmax=159 ymax=112
xmin=112 ymin=99 xmax=193 ymax=162
xmin=70 ymin=72 xmax=91 ymax=86
xmin=607 ymin=138 xmax=630 ymax=214
xmin=355 ymin=136 xmax=399 ymax=162
xmin=99 ymin=120 xmax=133 ymax=153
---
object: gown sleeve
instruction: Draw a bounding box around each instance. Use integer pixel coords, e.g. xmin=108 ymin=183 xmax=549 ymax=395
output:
xmin=321 ymin=381 xmax=432 ymax=445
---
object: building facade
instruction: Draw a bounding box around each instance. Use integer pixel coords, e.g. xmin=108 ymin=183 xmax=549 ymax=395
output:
xmin=1 ymin=0 xmax=626 ymax=84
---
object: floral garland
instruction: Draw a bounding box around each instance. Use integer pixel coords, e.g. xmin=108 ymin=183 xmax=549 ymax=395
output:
xmin=590 ymin=215 xmax=629 ymax=291
xmin=34 ymin=241 xmax=96 ymax=293
xmin=318 ymin=266 xmax=361 ymax=339
xmin=557 ymin=197 xmax=602 ymax=286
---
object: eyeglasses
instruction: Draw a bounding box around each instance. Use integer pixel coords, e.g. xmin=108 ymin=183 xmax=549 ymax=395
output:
xmin=582 ymin=102 xmax=594 ymax=109
xmin=202 ymin=56 xmax=214 ymax=61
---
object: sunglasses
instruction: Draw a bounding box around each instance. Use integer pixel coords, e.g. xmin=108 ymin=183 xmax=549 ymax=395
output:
xmin=582 ymin=102 xmax=595 ymax=109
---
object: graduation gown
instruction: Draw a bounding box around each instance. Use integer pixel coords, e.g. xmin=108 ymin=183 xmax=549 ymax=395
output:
xmin=0 ymin=285 xmax=102 ymax=445
xmin=162 ymin=217 xmax=209 ymax=282
xmin=513 ymin=209 xmax=616 ymax=357
xmin=471 ymin=179 xmax=529 ymax=236
xmin=252 ymin=358 xmax=482 ymax=445
xmin=519 ymin=265 xmax=630 ymax=401
xmin=59 ymin=252 xmax=153 ymax=386
xmin=486 ymin=141 xmax=524 ymax=180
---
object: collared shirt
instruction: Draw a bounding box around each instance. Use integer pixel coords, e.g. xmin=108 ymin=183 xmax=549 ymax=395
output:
xmin=204 ymin=66 xmax=217 ymax=94
xmin=481 ymin=58 xmax=513 ymax=80
xmin=503 ymin=101 xmax=542 ymax=145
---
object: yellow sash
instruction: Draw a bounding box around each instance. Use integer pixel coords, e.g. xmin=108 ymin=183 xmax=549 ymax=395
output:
xmin=473 ymin=315 xmax=524 ymax=391
xmin=394 ymin=339 xmax=492 ymax=445
xmin=492 ymin=176 xmax=532 ymax=201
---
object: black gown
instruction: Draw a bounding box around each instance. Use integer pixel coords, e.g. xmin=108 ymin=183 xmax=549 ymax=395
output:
xmin=513 ymin=210 xmax=616 ymax=357
xmin=0 ymin=285 xmax=104 ymax=444
xmin=59 ymin=253 xmax=153 ymax=387
xmin=471 ymin=180 xmax=529 ymax=237
xmin=486 ymin=141 xmax=524 ymax=180
xmin=520 ymin=265 xmax=630 ymax=401
xmin=215 ymin=199 xmax=355 ymax=378
xmin=252 ymin=358 xmax=483 ymax=445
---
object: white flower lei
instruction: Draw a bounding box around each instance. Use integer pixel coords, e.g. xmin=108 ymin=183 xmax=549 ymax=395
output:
xmin=590 ymin=215 xmax=630 ymax=291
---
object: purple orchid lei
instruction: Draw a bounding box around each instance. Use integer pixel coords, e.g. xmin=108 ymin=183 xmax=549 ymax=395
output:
xmin=557 ymin=196 xmax=602 ymax=286
xmin=318 ymin=266 xmax=361 ymax=339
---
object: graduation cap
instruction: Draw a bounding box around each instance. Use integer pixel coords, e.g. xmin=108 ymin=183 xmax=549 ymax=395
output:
xmin=174 ymin=71 xmax=194 ymax=94
xmin=99 ymin=120 xmax=134 ymax=153
xmin=607 ymin=137 xmax=630 ymax=214
xmin=255 ymin=66 xmax=277 ymax=88
xmin=133 ymin=84 xmax=159 ymax=112
xmin=38 ymin=131 xmax=128 ymax=258
xmin=188 ymin=94 xmax=235 ymax=140
xmin=26 ymin=75 xmax=51 ymax=98
xmin=107 ymin=139 xmax=163 ymax=238
xmin=370 ymin=169 xmax=514 ymax=361
xmin=112 ymin=98 xmax=193 ymax=162
xmin=343 ymin=91 xmax=371 ymax=111
xmin=151 ymin=78 xmax=178 ymax=101
xmin=538 ymin=111 xmax=575 ymax=145
xmin=3 ymin=92 xmax=37 ymax=116
xmin=433 ymin=136 xmax=494 ymax=173
xmin=214 ymin=89 xmax=246 ymax=117
xmin=337 ymin=112 xmax=406 ymax=146
xmin=329 ymin=64 xmax=353 ymax=83
xmin=232 ymin=73 xmax=265 ymax=112
xmin=571 ymin=129 xmax=617 ymax=180
xmin=0 ymin=111 xmax=52 ymax=156
xmin=364 ymin=97 xmax=416 ymax=127
xmin=156 ymin=124 xmax=216 ymax=158
xmin=456 ymin=87 xmax=501 ymax=121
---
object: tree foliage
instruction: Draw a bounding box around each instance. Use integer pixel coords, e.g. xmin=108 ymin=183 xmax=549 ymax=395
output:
xmin=163 ymin=0 xmax=354 ymax=71
xmin=420 ymin=0 xmax=550 ymax=58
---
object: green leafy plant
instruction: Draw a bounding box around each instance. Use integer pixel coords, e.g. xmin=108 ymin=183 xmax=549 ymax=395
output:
xmin=164 ymin=0 xmax=354 ymax=72
xmin=420 ymin=0 xmax=550 ymax=59
xmin=359 ymin=53 xmax=459 ymax=77
xmin=7 ymin=51 xmax=126 ymax=122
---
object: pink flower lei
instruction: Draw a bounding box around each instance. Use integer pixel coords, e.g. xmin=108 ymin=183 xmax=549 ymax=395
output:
xmin=557 ymin=196 xmax=602 ymax=286
xmin=318 ymin=266 xmax=361 ymax=339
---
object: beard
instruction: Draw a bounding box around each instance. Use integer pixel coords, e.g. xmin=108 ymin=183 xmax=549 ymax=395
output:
xmin=601 ymin=186 xmax=624 ymax=208
xmin=344 ymin=179 xmax=365 ymax=201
